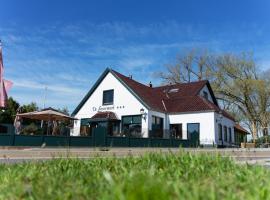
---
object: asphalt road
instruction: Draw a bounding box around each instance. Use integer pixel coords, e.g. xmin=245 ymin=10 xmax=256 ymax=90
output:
xmin=1 ymin=147 xmax=270 ymax=166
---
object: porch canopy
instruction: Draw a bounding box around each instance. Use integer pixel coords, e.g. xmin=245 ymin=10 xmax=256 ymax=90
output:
xmin=89 ymin=111 xmax=119 ymax=122
xmin=16 ymin=107 xmax=77 ymax=121
xmin=234 ymin=124 xmax=249 ymax=135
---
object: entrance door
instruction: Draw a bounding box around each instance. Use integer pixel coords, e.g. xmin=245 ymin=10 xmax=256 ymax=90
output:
xmin=187 ymin=123 xmax=200 ymax=147
xmin=93 ymin=126 xmax=107 ymax=147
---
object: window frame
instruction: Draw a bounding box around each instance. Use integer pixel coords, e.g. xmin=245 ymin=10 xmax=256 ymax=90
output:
xmin=203 ymin=91 xmax=209 ymax=100
xmin=187 ymin=123 xmax=200 ymax=140
xmin=224 ymin=126 xmax=227 ymax=142
xmin=170 ymin=123 xmax=183 ymax=139
xmin=218 ymin=124 xmax=223 ymax=141
xmin=228 ymin=127 xmax=232 ymax=143
xmin=121 ymin=115 xmax=142 ymax=137
xmin=151 ymin=116 xmax=164 ymax=138
xmin=102 ymin=89 xmax=114 ymax=105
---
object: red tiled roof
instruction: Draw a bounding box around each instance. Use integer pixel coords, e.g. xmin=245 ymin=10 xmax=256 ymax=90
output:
xmin=112 ymin=70 xmax=235 ymax=121
xmin=164 ymin=96 xmax=217 ymax=113
xmin=91 ymin=112 xmax=119 ymax=120
xmin=112 ymin=70 xmax=166 ymax=112
xmin=234 ymin=124 xmax=249 ymax=134
xmin=154 ymin=81 xmax=208 ymax=97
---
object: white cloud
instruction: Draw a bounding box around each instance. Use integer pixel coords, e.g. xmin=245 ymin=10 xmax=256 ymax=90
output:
xmin=12 ymin=79 xmax=85 ymax=95
xmin=2 ymin=21 xmax=270 ymax=111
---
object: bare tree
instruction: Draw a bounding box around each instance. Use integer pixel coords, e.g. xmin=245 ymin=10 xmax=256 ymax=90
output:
xmin=157 ymin=48 xmax=213 ymax=84
xmin=158 ymin=50 xmax=270 ymax=142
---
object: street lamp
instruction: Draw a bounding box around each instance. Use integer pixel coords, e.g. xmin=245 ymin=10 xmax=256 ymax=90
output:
xmin=140 ymin=108 xmax=147 ymax=120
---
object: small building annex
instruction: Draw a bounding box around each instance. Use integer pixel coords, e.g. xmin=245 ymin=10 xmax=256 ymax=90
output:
xmin=71 ymin=68 xmax=247 ymax=146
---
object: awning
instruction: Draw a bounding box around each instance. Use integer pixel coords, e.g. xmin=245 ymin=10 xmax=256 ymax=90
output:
xmin=16 ymin=107 xmax=77 ymax=121
xmin=234 ymin=124 xmax=249 ymax=135
xmin=91 ymin=111 xmax=119 ymax=120
xmin=80 ymin=112 xmax=119 ymax=125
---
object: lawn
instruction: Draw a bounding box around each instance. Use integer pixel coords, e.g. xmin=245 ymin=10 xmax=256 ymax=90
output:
xmin=0 ymin=151 xmax=269 ymax=200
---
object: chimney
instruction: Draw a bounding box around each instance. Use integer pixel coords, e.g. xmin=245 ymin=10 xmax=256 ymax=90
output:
xmin=149 ymin=81 xmax=153 ymax=88
xmin=129 ymin=75 xmax=133 ymax=79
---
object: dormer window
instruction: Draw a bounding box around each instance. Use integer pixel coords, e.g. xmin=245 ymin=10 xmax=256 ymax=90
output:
xmin=203 ymin=91 xmax=208 ymax=100
xmin=103 ymin=89 xmax=114 ymax=105
xmin=168 ymin=88 xmax=179 ymax=93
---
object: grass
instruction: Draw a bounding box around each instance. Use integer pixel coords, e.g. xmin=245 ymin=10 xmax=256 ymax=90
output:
xmin=0 ymin=151 xmax=270 ymax=200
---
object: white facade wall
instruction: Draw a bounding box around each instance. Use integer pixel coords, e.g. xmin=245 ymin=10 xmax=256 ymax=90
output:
xmin=214 ymin=112 xmax=235 ymax=145
xmin=168 ymin=112 xmax=215 ymax=144
xmin=72 ymin=72 xmax=149 ymax=137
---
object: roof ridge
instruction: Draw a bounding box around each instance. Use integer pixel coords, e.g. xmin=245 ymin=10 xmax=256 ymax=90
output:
xmin=111 ymin=69 xmax=152 ymax=89
xmin=153 ymin=80 xmax=208 ymax=89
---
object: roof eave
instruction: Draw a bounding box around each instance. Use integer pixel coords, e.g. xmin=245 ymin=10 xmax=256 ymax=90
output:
xmin=110 ymin=70 xmax=151 ymax=110
xmin=72 ymin=68 xmax=151 ymax=116
xmin=72 ymin=68 xmax=111 ymax=116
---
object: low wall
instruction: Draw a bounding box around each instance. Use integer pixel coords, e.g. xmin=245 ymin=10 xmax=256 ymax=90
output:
xmin=0 ymin=134 xmax=195 ymax=147
xmin=0 ymin=126 xmax=197 ymax=147
xmin=0 ymin=124 xmax=15 ymax=135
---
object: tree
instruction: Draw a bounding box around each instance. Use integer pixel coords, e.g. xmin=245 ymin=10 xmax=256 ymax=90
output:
xmin=20 ymin=102 xmax=39 ymax=125
xmin=0 ymin=97 xmax=20 ymax=123
xmin=257 ymin=71 xmax=270 ymax=140
xmin=157 ymin=49 xmax=213 ymax=84
xmin=212 ymin=53 xmax=263 ymax=141
xmin=158 ymin=50 xmax=270 ymax=141
xmin=21 ymin=102 xmax=38 ymax=113
xmin=0 ymin=98 xmax=39 ymax=124
xmin=58 ymin=107 xmax=69 ymax=115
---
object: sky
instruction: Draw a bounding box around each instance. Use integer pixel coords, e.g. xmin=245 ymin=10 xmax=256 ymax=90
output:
xmin=1 ymin=0 xmax=270 ymax=113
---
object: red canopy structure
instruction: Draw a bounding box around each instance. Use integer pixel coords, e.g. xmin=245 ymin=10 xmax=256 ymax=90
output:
xmin=0 ymin=41 xmax=13 ymax=108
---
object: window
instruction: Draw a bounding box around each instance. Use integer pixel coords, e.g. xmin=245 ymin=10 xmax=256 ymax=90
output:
xmin=151 ymin=116 xmax=164 ymax=138
xmin=229 ymin=128 xmax=232 ymax=143
xmin=121 ymin=115 xmax=142 ymax=137
xmin=187 ymin=123 xmax=200 ymax=140
xmin=203 ymin=91 xmax=208 ymax=100
xmin=170 ymin=124 xmax=182 ymax=139
xmin=103 ymin=90 xmax=114 ymax=105
xmin=218 ymin=124 xmax=222 ymax=141
xmin=80 ymin=118 xmax=92 ymax=136
xmin=224 ymin=126 xmax=227 ymax=142
xmin=107 ymin=121 xmax=120 ymax=136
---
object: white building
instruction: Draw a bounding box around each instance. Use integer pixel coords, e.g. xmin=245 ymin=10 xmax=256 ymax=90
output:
xmin=72 ymin=68 xmax=243 ymax=146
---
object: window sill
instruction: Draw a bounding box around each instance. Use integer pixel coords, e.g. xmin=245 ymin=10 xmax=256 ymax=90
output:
xmin=102 ymin=103 xmax=114 ymax=106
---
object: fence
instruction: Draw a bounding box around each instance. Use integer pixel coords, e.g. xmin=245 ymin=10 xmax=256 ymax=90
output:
xmin=0 ymin=126 xmax=198 ymax=147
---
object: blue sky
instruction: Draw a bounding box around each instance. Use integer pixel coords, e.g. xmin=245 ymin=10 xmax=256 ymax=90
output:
xmin=1 ymin=0 xmax=270 ymax=112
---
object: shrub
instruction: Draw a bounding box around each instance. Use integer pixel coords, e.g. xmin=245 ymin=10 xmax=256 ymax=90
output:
xmin=21 ymin=123 xmax=40 ymax=135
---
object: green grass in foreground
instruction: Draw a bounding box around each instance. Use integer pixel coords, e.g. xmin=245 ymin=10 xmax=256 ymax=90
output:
xmin=0 ymin=152 xmax=270 ymax=200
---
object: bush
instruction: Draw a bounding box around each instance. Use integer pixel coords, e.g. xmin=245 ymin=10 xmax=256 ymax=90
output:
xmin=21 ymin=123 xmax=40 ymax=135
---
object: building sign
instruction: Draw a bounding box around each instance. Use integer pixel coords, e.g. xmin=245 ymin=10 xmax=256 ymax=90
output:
xmin=92 ymin=105 xmax=125 ymax=112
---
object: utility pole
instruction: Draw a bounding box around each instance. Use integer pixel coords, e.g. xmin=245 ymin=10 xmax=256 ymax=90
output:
xmin=43 ymin=86 xmax=48 ymax=109
xmin=41 ymin=86 xmax=48 ymax=128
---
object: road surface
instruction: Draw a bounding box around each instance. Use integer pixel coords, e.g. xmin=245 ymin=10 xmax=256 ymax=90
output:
xmin=0 ymin=147 xmax=270 ymax=166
